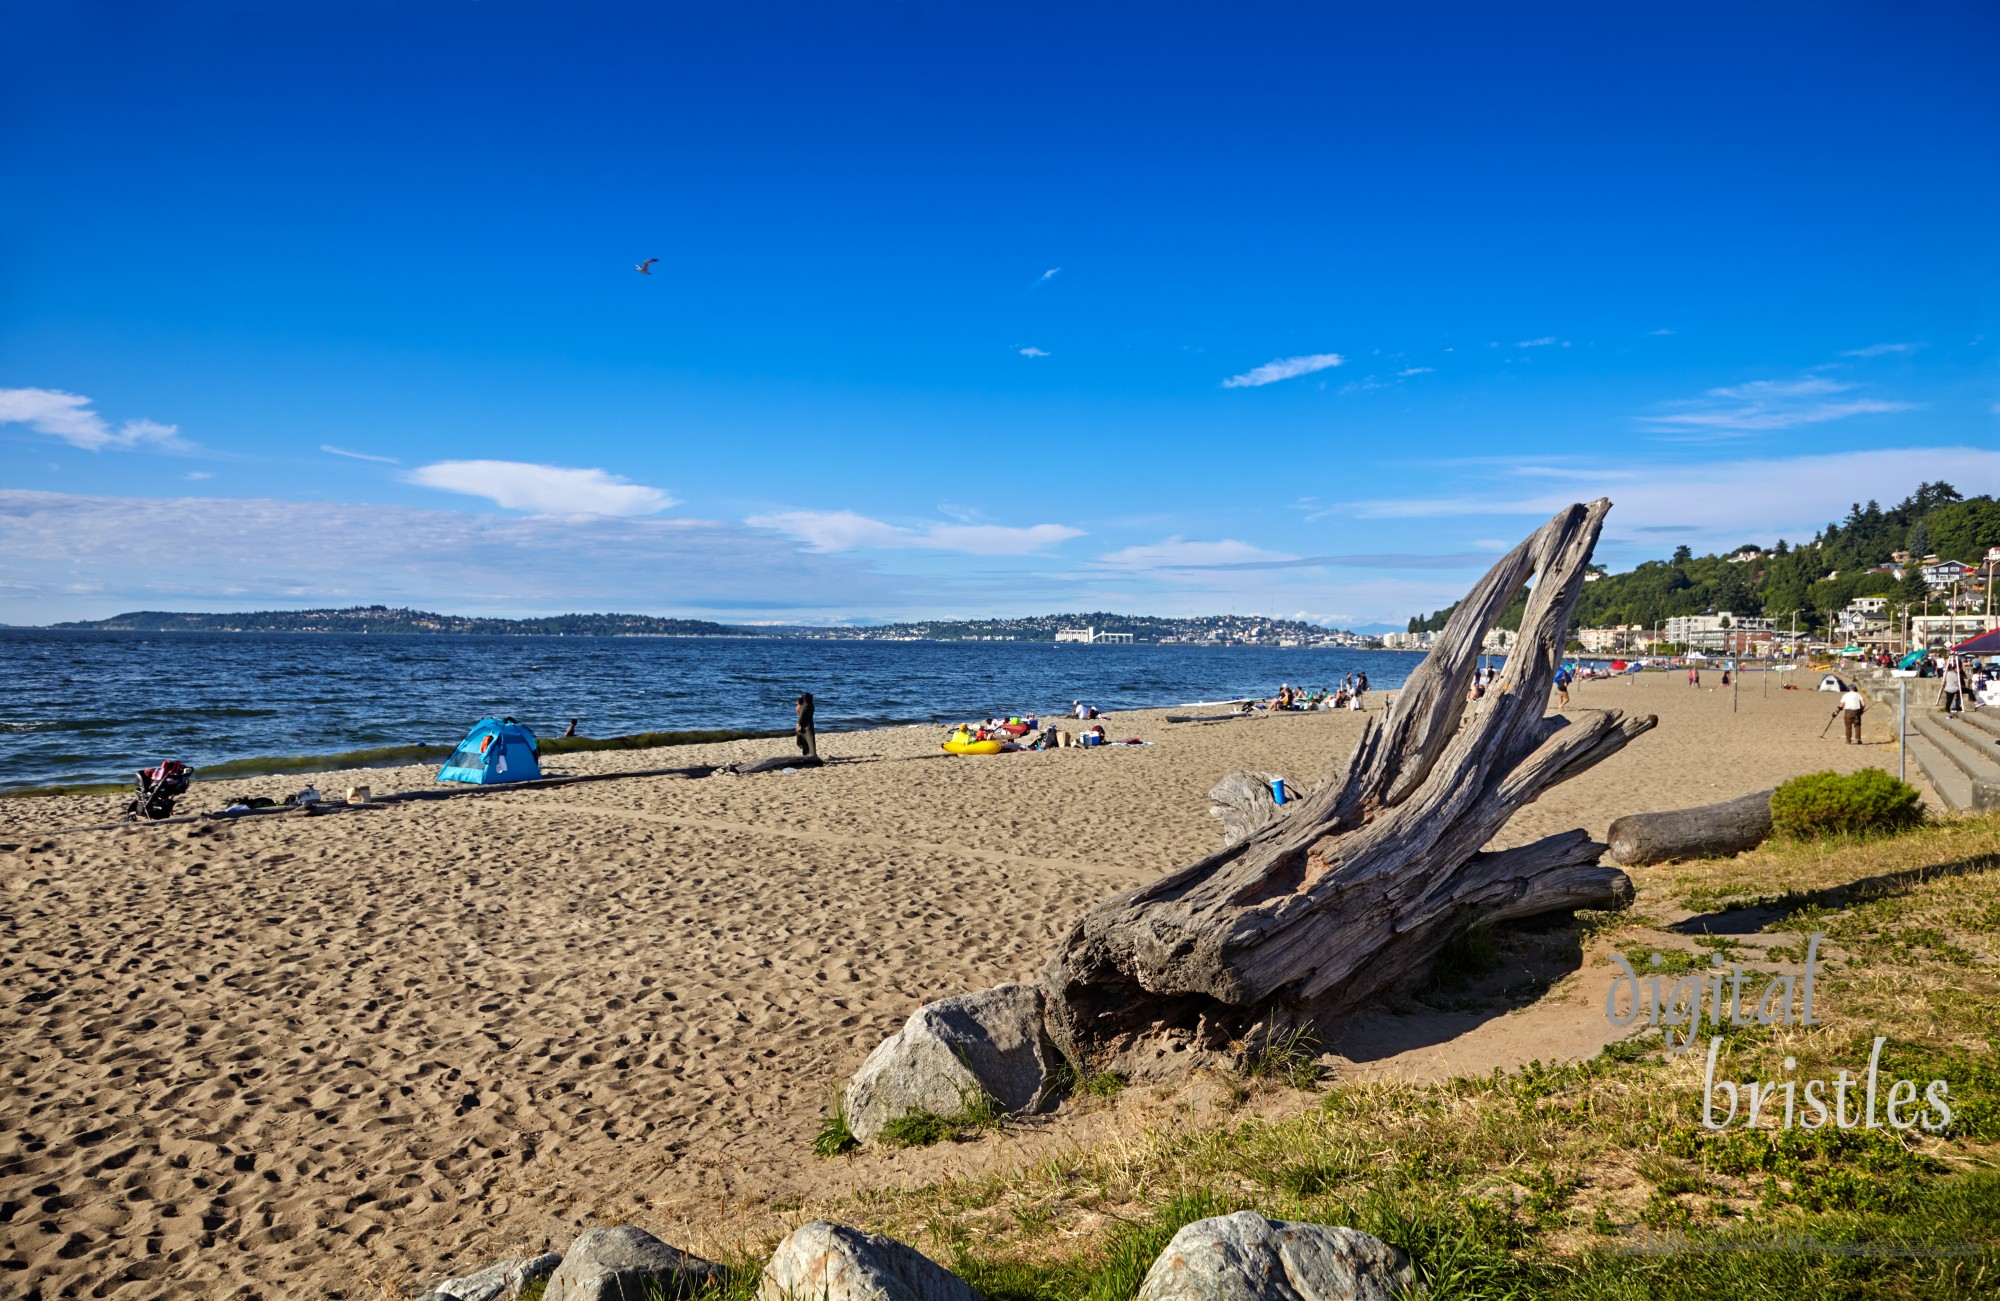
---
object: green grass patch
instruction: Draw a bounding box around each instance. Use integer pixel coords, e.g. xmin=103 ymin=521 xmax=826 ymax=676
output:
xmin=1618 ymin=945 xmax=1705 ymax=976
xmin=877 ymin=1090 xmax=1006 ymax=1149
xmin=814 ymin=1091 xmax=859 ymax=1158
xmin=1244 ymin=1025 xmax=1325 ymax=1092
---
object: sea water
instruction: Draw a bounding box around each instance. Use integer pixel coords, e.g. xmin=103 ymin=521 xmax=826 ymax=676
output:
xmin=0 ymin=629 xmax=1422 ymax=792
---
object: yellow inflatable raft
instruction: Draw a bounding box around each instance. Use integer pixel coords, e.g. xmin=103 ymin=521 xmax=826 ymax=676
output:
xmin=941 ymin=739 xmax=1006 ymax=755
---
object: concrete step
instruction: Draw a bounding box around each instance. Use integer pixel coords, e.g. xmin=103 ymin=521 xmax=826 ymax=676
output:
xmin=1935 ymin=710 xmax=2000 ymax=758
xmin=1954 ymin=707 xmax=2000 ymax=742
xmin=1904 ymin=731 xmax=1977 ymax=814
xmin=1909 ymin=713 xmax=2000 ymax=813
xmin=1913 ymin=712 xmax=1997 ymax=781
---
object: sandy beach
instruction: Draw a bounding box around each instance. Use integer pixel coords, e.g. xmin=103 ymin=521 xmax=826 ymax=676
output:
xmin=0 ymin=671 xmax=1932 ymax=1298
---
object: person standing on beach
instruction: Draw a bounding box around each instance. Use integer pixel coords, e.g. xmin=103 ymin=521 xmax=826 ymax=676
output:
xmin=1839 ymin=685 xmax=1867 ymax=743
xmin=1941 ymin=661 xmax=1964 ymax=714
xmin=794 ymin=692 xmax=818 ymax=760
xmin=1554 ymin=664 xmax=1573 ymax=710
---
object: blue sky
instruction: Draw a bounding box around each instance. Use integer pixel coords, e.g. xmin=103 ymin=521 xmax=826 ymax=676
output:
xmin=3 ymin=0 xmax=1995 ymax=628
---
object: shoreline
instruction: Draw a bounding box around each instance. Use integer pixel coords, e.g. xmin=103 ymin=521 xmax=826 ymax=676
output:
xmin=0 ymin=636 xmax=1430 ymax=795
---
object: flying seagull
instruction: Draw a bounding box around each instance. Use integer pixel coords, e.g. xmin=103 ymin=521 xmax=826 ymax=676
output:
xmin=636 ymin=258 xmax=658 ymax=275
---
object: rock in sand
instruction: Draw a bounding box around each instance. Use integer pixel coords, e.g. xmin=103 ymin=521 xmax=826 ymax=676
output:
xmin=1134 ymin=1212 xmax=1412 ymax=1301
xmin=844 ymin=982 xmax=1059 ymax=1145
xmin=758 ymin=1221 xmax=977 ymax=1301
xmin=542 ymin=1226 xmax=722 ymax=1301
xmin=415 ymin=1252 xmax=562 ymax=1301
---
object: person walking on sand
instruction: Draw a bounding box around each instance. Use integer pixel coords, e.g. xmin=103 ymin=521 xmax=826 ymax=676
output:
xmin=1839 ymin=685 xmax=1867 ymax=744
xmin=1688 ymin=665 xmax=1700 ymax=688
xmin=794 ymin=692 xmax=818 ymax=761
xmin=1554 ymin=664 xmax=1573 ymax=711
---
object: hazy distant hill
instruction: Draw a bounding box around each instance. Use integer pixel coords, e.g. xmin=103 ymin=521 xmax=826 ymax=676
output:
xmin=49 ymin=606 xmax=746 ymax=637
xmin=45 ymin=606 xmax=1371 ymax=643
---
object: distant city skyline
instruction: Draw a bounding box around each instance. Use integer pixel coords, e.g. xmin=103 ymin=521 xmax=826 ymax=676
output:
xmin=3 ymin=2 xmax=1995 ymax=626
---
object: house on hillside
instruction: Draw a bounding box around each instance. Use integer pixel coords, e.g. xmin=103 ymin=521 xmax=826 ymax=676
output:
xmin=1923 ymin=559 xmax=1973 ymax=589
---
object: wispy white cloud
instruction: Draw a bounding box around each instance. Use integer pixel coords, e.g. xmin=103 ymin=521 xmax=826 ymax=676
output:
xmin=1640 ymin=376 xmax=1914 ymax=435
xmin=1517 ymin=337 xmax=1561 ymax=348
xmin=321 ymin=444 xmax=402 ymax=464
xmin=748 ymin=509 xmax=1081 ymax=556
xmin=1038 ymin=268 xmax=1061 ymax=284
xmin=0 ymin=387 xmax=193 ymax=453
xmin=1396 ymin=367 xmax=1434 ymax=378
xmin=1504 ymin=464 xmax=1641 ymax=483
xmin=406 ymin=460 xmax=676 ymax=516
xmin=1648 ymin=328 xmax=1675 ymax=336
xmin=1222 ymin=352 xmax=1344 ymax=389
xmin=183 ymin=471 xmax=213 ymax=481
xmin=1095 ymin=538 xmax=1297 ymax=570
xmin=1333 ymin=447 xmax=2000 ymax=551
xmin=1018 ymin=346 xmax=1050 ymax=358
xmin=1840 ymin=342 xmax=1922 ymax=358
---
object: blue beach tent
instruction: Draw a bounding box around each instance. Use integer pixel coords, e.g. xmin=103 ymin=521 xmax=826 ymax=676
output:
xmin=437 ymin=716 xmax=542 ymax=785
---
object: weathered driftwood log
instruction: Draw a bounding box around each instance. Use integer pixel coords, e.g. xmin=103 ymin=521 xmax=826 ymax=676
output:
xmin=729 ymin=754 xmax=825 ymax=775
xmin=1209 ymin=770 xmax=1285 ymax=848
xmin=1041 ymin=500 xmax=1658 ymax=1066
xmin=1605 ymin=790 xmax=1773 ymax=866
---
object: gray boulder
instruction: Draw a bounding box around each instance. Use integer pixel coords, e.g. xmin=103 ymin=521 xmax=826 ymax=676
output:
xmin=844 ymin=982 xmax=1059 ymax=1145
xmin=1135 ymin=1212 xmax=1412 ymax=1301
xmin=416 ymin=1252 xmax=562 ymax=1301
xmin=542 ymin=1226 xmax=722 ymax=1301
xmin=757 ymin=1221 xmax=977 ymax=1301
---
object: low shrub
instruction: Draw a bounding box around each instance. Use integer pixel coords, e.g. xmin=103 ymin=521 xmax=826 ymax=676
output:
xmin=1770 ymin=769 xmax=1924 ymax=840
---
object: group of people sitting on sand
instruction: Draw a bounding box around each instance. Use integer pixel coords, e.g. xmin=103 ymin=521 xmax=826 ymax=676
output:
xmin=947 ymin=712 xmax=1116 ymax=751
xmin=1252 ymin=674 xmax=1371 ymax=713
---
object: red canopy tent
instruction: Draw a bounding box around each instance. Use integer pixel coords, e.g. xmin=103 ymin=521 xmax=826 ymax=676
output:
xmin=1951 ymin=628 xmax=2000 ymax=656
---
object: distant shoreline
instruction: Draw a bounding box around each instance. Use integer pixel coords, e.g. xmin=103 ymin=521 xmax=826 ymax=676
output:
xmin=29 ymin=605 xmax=1378 ymax=643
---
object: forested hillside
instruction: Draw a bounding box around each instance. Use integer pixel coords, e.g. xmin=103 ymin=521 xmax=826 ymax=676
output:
xmin=1408 ymin=483 xmax=1998 ymax=634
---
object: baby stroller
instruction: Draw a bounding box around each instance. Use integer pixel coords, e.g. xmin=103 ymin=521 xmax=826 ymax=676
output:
xmin=127 ymin=760 xmax=195 ymax=821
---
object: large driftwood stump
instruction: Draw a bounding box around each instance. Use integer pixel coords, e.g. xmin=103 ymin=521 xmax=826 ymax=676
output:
xmin=1605 ymin=790 xmax=1773 ymax=866
xmin=1041 ymin=500 xmax=1658 ymax=1065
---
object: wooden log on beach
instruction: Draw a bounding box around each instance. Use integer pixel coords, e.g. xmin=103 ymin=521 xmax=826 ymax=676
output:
xmin=1040 ymin=499 xmax=1657 ymax=1070
xmin=1208 ymin=770 xmax=1285 ymax=848
xmin=1605 ymin=789 xmax=1774 ymax=866
xmin=730 ymin=754 xmax=825 ymax=775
